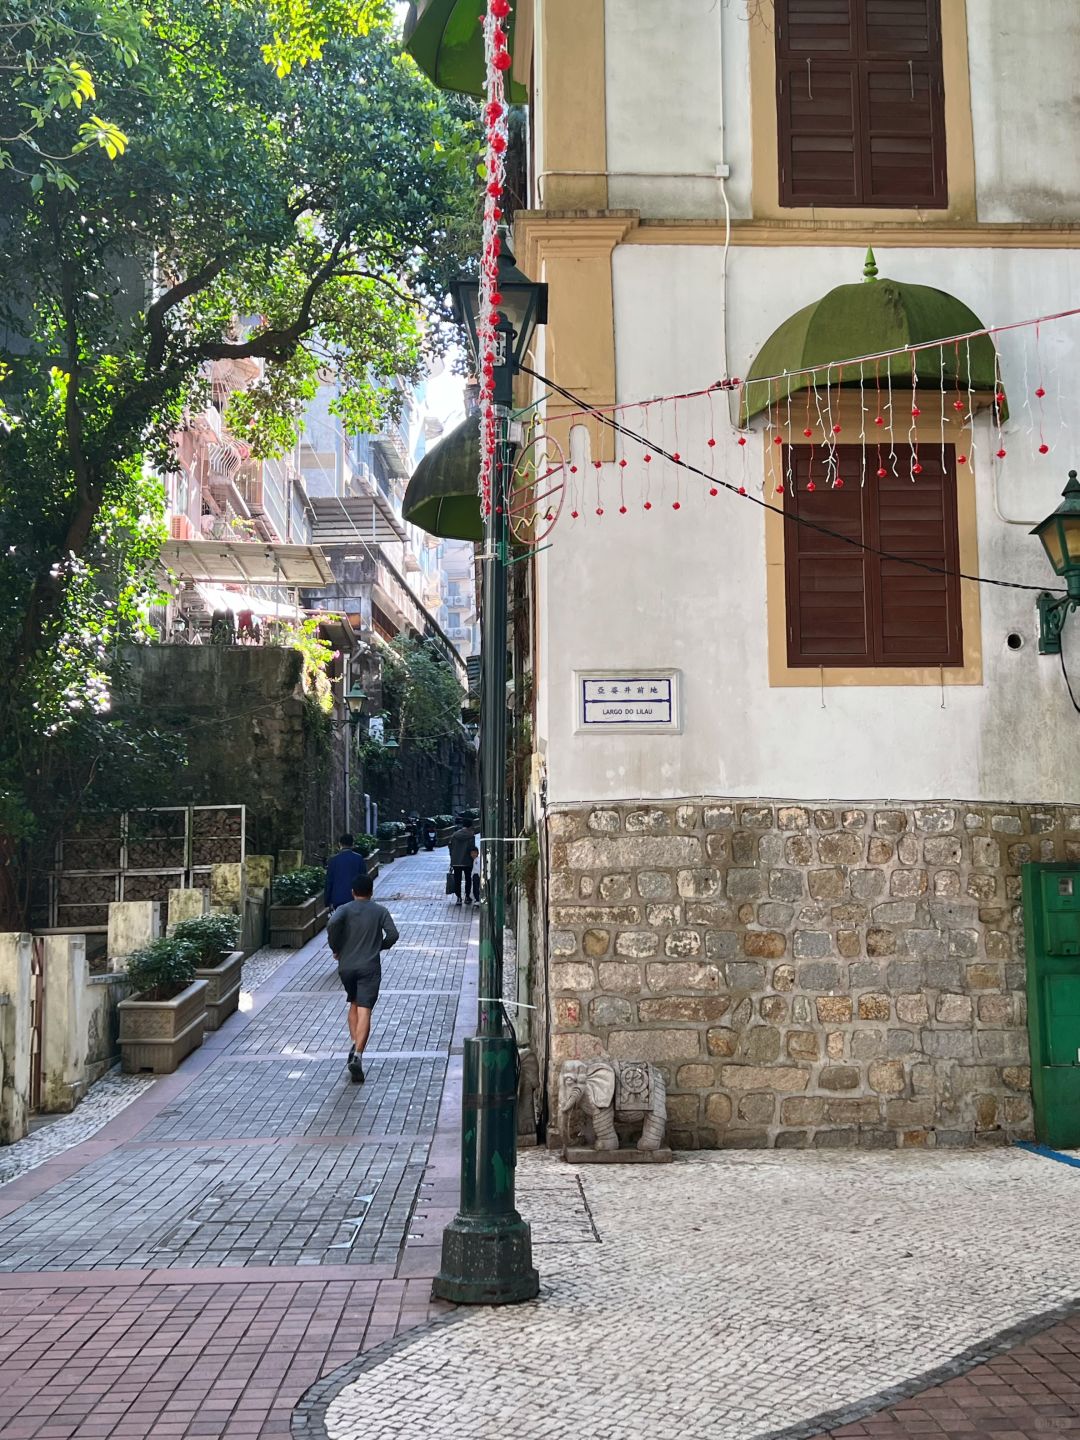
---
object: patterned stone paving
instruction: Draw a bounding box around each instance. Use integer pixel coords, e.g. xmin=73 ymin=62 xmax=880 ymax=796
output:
xmin=319 ymin=1146 xmax=1080 ymax=1440
xmin=0 ymin=1071 xmax=156 ymax=1187
xmin=0 ymin=853 xmax=472 ymax=1438
xmin=137 ymin=1057 xmax=445 ymax=1142
xmin=0 ymin=1141 xmax=430 ymax=1271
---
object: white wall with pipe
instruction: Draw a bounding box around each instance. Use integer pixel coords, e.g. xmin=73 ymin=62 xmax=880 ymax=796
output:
xmin=536 ymin=243 xmax=1080 ymax=807
xmin=599 ymin=1 xmax=1080 ymax=225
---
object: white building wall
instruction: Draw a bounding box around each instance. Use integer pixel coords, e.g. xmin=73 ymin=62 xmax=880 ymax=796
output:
xmin=602 ymin=2 xmax=1080 ymax=226
xmin=538 ymin=241 xmax=1080 ymax=807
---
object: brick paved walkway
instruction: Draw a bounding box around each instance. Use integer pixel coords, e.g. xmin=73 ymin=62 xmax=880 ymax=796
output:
xmin=808 ymin=1312 xmax=1080 ymax=1440
xmin=0 ymin=852 xmax=472 ymax=1439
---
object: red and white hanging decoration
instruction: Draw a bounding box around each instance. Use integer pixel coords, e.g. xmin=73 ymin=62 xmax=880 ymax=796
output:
xmin=476 ymin=0 xmax=513 ymax=516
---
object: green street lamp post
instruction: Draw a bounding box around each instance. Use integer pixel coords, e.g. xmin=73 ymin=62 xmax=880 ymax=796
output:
xmin=432 ymin=249 xmax=547 ymax=1306
xmin=1033 ymin=471 xmax=1080 ymax=654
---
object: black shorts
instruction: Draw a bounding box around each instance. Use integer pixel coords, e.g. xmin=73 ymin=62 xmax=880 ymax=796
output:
xmin=339 ymin=968 xmax=381 ymax=1008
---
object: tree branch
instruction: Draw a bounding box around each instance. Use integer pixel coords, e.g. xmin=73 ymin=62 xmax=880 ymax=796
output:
xmin=194 ymin=221 xmax=359 ymax=362
xmin=145 ymin=250 xmax=241 ymax=369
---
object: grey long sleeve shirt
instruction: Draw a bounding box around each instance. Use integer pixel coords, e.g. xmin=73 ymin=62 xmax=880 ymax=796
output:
xmin=327 ymin=900 xmax=399 ymax=973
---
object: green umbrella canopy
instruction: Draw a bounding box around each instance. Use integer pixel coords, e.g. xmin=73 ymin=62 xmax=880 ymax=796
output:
xmin=741 ymin=250 xmax=1004 ymax=423
xmin=403 ymin=411 xmax=483 ymax=542
xmin=403 ymin=0 xmax=528 ymax=104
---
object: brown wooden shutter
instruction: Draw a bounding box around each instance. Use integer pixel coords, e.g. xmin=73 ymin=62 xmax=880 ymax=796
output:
xmin=777 ymin=0 xmax=947 ymax=209
xmin=777 ymin=0 xmax=858 ymax=206
xmin=784 ymin=445 xmax=963 ymax=667
xmin=784 ymin=447 xmax=872 ymax=666
xmin=868 ymin=449 xmax=963 ymax=664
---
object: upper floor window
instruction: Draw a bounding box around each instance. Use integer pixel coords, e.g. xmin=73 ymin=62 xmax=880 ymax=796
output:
xmin=775 ymin=0 xmax=947 ymax=208
xmin=783 ymin=444 xmax=962 ymax=667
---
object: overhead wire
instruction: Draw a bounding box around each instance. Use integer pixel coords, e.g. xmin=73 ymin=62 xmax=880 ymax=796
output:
xmin=521 ymin=364 xmax=1066 ymax=600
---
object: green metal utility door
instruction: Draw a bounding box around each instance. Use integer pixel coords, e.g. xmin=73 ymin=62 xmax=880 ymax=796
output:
xmin=1024 ymin=863 xmax=1080 ymax=1147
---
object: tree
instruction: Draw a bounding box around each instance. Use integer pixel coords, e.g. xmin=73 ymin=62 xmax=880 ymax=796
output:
xmin=0 ymin=0 xmax=478 ymax=924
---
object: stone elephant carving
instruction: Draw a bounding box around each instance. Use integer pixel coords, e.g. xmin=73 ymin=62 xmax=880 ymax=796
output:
xmin=558 ymin=1058 xmax=667 ymax=1152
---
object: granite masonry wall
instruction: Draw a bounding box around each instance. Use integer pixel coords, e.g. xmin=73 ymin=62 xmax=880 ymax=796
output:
xmin=543 ymin=799 xmax=1073 ymax=1150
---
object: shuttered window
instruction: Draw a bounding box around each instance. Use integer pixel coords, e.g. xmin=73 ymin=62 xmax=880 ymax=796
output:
xmin=776 ymin=0 xmax=947 ymax=208
xmin=783 ymin=445 xmax=963 ymax=667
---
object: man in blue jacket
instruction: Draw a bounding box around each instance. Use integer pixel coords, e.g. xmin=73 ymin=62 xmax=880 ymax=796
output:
xmin=324 ymin=833 xmax=368 ymax=912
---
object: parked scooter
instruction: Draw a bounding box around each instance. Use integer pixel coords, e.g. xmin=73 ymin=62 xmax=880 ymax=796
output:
xmin=405 ymin=812 xmax=421 ymax=855
xmin=421 ymin=817 xmax=437 ymax=851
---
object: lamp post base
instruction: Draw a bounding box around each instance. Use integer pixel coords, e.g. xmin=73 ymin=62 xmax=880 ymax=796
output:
xmin=432 ymin=1213 xmax=539 ymax=1305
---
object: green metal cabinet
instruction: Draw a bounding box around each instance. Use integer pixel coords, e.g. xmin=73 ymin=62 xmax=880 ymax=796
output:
xmin=1023 ymin=862 xmax=1080 ymax=1147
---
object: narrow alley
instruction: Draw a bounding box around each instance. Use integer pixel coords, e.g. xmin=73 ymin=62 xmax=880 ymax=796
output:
xmin=0 ymin=853 xmax=469 ymax=1439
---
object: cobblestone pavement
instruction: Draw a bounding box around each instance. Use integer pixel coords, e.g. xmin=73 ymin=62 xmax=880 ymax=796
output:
xmin=316 ymin=1145 xmax=1080 ymax=1440
xmin=0 ymin=852 xmax=470 ymax=1438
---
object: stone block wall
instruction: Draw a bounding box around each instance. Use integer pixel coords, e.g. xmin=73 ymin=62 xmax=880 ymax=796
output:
xmin=543 ymin=799 xmax=1069 ymax=1149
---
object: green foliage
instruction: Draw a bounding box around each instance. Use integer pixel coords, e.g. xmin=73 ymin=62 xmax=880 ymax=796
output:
xmin=432 ymin=813 xmax=456 ymax=828
xmin=0 ymin=0 xmax=478 ymax=922
xmin=272 ymin=865 xmax=325 ymax=905
xmin=507 ymin=830 xmax=540 ymax=898
xmin=376 ymin=820 xmax=406 ymax=841
xmin=125 ymin=935 xmax=197 ymax=1001
xmin=379 ymin=635 xmax=467 ymax=756
xmin=172 ymin=912 xmax=241 ymax=965
xmin=352 ymin=832 xmax=378 ymax=856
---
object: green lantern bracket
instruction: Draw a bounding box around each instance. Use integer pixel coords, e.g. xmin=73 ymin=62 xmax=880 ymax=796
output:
xmin=1037 ymin=592 xmax=1075 ymax=656
xmin=1032 ymin=472 xmax=1080 ymax=655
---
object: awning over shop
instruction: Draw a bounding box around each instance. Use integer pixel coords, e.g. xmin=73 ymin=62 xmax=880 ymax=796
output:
xmin=193 ymin=584 xmax=302 ymax=621
xmin=741 ymin=250 xmax=1003 ymax=423
xmin=158 ymin=540 xmax=335 ymax=587
xmin=403 ymin=0 xmax=527 ymax=103
xmin=402 ymin=412 xmax=483 ymax=542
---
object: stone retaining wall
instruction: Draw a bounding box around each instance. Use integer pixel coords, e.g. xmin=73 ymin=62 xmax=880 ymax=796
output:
xmin=544 ymin=799 xmax=1066 ymax=1149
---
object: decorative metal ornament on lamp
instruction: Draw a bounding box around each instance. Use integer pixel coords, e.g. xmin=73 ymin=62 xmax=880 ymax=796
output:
xmin=1033 ymin=471 xmax=1080 ymax=654
xmin=433 ymin=251 xmax=546 ymax=1308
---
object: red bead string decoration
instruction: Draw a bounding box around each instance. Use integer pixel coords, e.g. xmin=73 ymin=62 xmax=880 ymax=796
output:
xmin=475 ymin=0 xmax=513 ymax=515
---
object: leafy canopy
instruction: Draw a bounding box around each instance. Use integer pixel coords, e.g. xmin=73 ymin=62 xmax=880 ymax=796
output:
xmin=0 ymin=0 xmax=478 ymax=922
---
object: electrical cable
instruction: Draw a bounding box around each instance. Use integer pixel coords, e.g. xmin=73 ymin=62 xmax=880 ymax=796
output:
xmin=1060 ymin=645 xmax=1080 ymax=715
xmin=536 ymin=303 xmax=1080 ymax=424
xmin=521 ymin=364 xmax=1065 ymax=601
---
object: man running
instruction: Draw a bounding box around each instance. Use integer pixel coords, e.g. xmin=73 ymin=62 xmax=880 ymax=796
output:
xmin=327 ymin=874 xmax=398 ymax=1083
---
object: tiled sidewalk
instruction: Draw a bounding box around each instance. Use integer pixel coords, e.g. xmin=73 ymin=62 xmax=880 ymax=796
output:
xmin=0 ymin=852 xmax=471 ymax=1439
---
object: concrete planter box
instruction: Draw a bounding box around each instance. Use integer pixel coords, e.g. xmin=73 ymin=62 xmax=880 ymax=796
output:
xmin=394 ymin=835 xmax=409 ymax=857
xmin=269 ymin=894 xmax=328 ymax=948
xmin=364 ymin=859 xmax=380 ymax=883
xmin=377 ymin=848 xmax=395 ymax=867
xmin=193 ymin=949 xmax=244 ymax=1031
xmin=118 ymin=978 xmax=207 ymax=1074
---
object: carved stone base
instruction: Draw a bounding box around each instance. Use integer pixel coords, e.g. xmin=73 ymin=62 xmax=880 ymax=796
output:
xmin=563 ymin=1146 xmax=674 ymax=1164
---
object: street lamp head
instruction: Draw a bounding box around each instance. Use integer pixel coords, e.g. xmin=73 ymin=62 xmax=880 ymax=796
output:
xmin=450 ymin=248 xmax=548 ymax=373
xmin=1032 ymin=470 xmax=1080 ymax=600
xmin=345 ymin=681 xmax=367 ymax=719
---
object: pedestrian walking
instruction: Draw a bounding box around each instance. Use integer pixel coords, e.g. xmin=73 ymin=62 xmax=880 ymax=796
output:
xmin=471 ymin=830 xmax=482 ymax=903
xmin=326 ymin=873 xmax=398 ymax=1084
xmin=324 ymin=832 xmax=367 ymax=913
xmin=447 ymin=821 xmax=478 ymax=907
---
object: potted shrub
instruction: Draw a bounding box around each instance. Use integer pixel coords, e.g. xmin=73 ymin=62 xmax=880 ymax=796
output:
xmin=354 ymin=833 xmax=380 ymax=881
xmin=172 ymin=912 xmax=243 ymax=1031
xmin=117 ymin=937 xmax=208 ymax=1074
xmin=269 ymin=865 xmax=327 ymax=947
xmin=377 ymin=820 xmax=407 ymax=863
